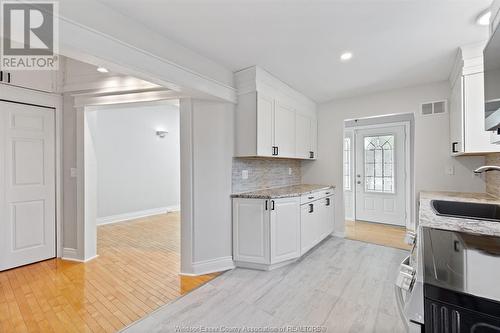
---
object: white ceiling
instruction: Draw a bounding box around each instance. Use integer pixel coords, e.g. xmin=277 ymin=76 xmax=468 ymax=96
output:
xmin=97 ymin=0 xmax=492 ymax=103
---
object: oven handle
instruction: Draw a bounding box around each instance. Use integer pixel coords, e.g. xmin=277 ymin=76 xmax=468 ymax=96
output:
xmin=395 ymin=256 xmax=410 ymax=331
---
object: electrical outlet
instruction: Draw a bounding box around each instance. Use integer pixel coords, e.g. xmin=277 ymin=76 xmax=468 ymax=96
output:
xmin=242 ymin=170 xmax=248 ymax=180
xmin=70 ymin=168 xmax=77 ymax=178
xmin=288 ymin=167 xmax=292 ymax=175
xmin=445 ymin=165 xmax=455 ymax=176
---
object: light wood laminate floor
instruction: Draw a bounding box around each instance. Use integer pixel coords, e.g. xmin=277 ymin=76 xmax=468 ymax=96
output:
xmin=0 ymin=212 xmax=218 ymax=333
xmin=124 ymin=237 xmax=408 ymax=332
xmin=345 ymin=220 xmax=411 ymax=250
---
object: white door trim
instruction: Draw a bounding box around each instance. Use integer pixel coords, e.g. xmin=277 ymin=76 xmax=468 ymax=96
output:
xmin=0 ymin=84 xmax=63 ymax=258
xmin=350 ymin=121 xmax=411 ymax=228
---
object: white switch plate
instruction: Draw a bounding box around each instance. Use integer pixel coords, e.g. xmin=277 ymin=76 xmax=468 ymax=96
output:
xmin=70 ymin=167 xmax=77 ymax=178
xmin=445 ymin=165 xmax=455 ymax=176
xmin=242 ymin=170 xmax=248 ymax=180
xmin=288 ymin=167 xmax=292 ymax=175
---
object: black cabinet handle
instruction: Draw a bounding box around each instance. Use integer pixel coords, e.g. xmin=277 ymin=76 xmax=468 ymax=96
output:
xmin=272 ymin=146 xmax=278 ymax=156
xmin=326 ymin=198 xmax=330 ymax=206
xmin=0 ymin=71 xmax=3 ymax=82
xmin=308 ymin=196 xmax=314 ymax=200
xmin=265 ymin=200 xmax=268 ymax=210
xmin=276 ymin=146 xmax=279 ymax=156
xmin=309 ymin=151 xmax=314 ymax=159
xmin=271 ymin=200 xmax=275 ymax=210
xmin=7 ymin=72 xmax=10 ymax=83
xmin=308 ymin=203 xmax=314 ymax=213
xmin=452 ymin=142 xmax=458 ymax=153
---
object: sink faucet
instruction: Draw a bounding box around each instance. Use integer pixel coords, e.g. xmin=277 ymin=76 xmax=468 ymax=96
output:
xmin=474 ymin=165 xmax=500 ymax=173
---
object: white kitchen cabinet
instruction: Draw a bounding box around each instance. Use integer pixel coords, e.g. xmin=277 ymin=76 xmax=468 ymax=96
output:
xmin=295 ymin=113 xmax=317 ymax=159
xmin=234 ymin=66 xmax=317 ymax=159
xmin=300 ymin=195 xmax=334 ymax=256
xmin=449 ymin=45 xmax=499 ymax=155
xmin=257 ymin=93 xmax=274 ymax=157
xmin=300 ymin=201 xmax=318 ymax=255
xmin=233 ymin=198 xmax=270 ymax=265
xmin=274 ymin=100 xmax=296 ymax=158
xmin=0 ymin=70 xmax=56 ymax=93
xmin=233 ymin=190 xmax=335 ymax=270
xmin=270 ymin=198 xmax=301 ymax=263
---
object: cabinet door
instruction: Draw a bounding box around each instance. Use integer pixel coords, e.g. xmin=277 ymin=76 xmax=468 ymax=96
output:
xmin=449 ymin=76 xmax=464 ymax=155
xmin=233 ymin=199 xmax=270 ymax=264
xmin=320 ymin=196 xmax=334 ymax=239
xmin=295 ymin=113 xmax=311 ymax=159
xmin=274 ymin=100 xmax=296 ymax=158
xmin=300 ymin=202 xmax=318 ymax=255
xmin=2 ymin=70 xmax=55 ymax=92
xmin=270 ymin=198 xmax=300 ymax=264
xmin=257 ymin=93 xmax=274 ymax=157
xmin=310 ymin=117 xmax=317 ymax=159
xmin=464 ymin=72 xmax=499 ymax=153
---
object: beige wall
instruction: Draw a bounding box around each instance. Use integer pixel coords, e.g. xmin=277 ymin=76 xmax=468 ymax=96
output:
xmin=302 ymin=81 xmax=486 ymax=234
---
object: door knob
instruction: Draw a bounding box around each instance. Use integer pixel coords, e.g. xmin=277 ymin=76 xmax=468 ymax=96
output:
xmin=357 ymin=174 xmax=361 ymax=178
xmin=357 ymin=181 xmax=361 ymax=184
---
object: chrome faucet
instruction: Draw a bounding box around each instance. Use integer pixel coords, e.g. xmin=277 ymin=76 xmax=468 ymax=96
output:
xmin=474 ymin=165 xmax=500 ymax=173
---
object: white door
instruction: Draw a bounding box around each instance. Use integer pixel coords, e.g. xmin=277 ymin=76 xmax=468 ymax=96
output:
xmin=0 ymin=101 xmax=56 ymax=271
xmin=270 ymin=198 xmax=300 ymax=264
xmin=355 ymin=125 xmax=406 ymax=226
xmin=274 ymin=100 xmax=296 ymax=158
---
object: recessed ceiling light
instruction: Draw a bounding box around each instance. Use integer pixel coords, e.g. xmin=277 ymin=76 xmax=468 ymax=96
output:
xmin=340 ymin=52 xmax=353 ymax=62
xmin=97 ymin=67 xmax=109 ymax=73
xmin=476 ymin=10 xmax=491 ymax=26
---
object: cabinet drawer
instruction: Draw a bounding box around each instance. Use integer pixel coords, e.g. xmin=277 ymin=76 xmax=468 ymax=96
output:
xmin=300 ymin=189 xmax=333 ymax=204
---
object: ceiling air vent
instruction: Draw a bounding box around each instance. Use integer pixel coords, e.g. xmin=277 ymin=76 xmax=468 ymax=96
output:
xmin=420 ymin=100 xmax=447 ymax=116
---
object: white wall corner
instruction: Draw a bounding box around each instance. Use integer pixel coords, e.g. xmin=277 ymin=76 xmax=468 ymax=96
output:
xmin=181 ymin=256 xmax=235 ymax=276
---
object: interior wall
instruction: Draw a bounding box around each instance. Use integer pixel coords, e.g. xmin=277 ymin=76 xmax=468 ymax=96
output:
xmin=90 ymin=102 xmax=180 ymax=222
xmin=486 ymin=153 xmax=500 ymax=198
xmin=180 ymin=98 xmax=235 ymax=275
xmin=302 ymin=81 xmax=486 ymax=235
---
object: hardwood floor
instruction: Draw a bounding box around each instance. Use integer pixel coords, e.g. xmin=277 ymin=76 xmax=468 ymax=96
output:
xmin=345 ymin=220 xmax=411 ymax=250
xmin=123 ymin=237 xmax=408 ymax=333
xmin=0 ymin=212 xmax=219 ymax=333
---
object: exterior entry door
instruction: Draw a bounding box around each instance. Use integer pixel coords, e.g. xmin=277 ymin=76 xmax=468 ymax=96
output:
xmin=0 ymin=101 xmax=56 ymax=271
xmin=355 ymin=125 xmax=406 ymax=226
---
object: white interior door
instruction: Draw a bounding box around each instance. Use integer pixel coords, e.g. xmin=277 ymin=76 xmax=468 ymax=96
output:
xmin=0 ymin=101 xmax=56 ymax=271
xmin=355 ymin=125 xmax=406 ymax=226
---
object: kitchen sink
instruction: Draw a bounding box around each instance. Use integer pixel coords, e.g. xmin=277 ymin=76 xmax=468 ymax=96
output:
xmin=431 ymin=200 xmax=500 ymax=222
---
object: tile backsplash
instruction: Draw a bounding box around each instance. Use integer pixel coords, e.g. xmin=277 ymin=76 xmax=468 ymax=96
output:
xmin=232 ymin=157 xmax=301 ymax=193
xmin=486 ymin=153 xmax=500 ymax=198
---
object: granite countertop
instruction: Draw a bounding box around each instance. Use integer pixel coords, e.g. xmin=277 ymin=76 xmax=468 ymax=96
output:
xmin=419 ymin=191 xmax=500 ymax=237
xmin=231 ymin=184 xmax=335 ymax=199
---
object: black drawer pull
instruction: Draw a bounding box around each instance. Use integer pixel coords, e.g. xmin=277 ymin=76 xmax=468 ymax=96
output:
xmin=308 ymin=196 xmax=314 ymax=199
xmin=308 ymin=203 xmax=314 ymax=213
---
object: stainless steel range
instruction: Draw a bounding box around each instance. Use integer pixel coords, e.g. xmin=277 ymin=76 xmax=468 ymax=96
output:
xmin=422 ymin=227 xmax=500 ymax=332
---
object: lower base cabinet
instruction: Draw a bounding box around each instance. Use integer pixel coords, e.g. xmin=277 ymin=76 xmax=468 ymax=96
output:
xmin=233 ymin=192 xmax=334 ymax=270
xmin=300 ymin=195 xmax=334 ymax=256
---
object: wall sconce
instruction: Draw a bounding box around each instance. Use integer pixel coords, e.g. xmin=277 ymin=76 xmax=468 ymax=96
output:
xmin=156 ymin=130 xmax=168 ymax=138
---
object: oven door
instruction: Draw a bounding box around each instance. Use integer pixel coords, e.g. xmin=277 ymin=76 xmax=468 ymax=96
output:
xmin=422 ymin=227 xmax=500 ymax=302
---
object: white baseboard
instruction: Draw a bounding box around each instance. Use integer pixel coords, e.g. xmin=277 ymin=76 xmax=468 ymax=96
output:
xmin=61 ymin=248 xmax=100 ymax=263
xmin=96 ymin=205 xmax=180 ymax=225
xmin=181 ymin=256 xmax=234 ymax=276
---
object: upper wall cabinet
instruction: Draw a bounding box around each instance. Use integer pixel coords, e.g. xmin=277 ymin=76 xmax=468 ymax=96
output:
xmin=449 ymin=43 xmax=499 ymax=155
xmin=234 ymin=66 xmax=317 ymax=160
xmin=0 ymin=70 xmax=56 ymax=93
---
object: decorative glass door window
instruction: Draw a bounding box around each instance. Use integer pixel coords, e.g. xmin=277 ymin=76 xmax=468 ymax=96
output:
xmin=364 ymin=135 xmax=395 ymax=193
